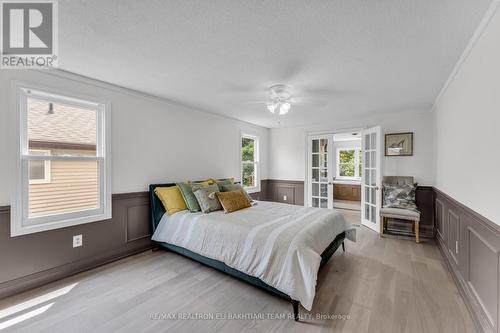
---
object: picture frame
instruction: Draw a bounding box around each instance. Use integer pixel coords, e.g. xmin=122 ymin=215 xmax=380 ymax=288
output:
xmin=385 ymin=132 xmax=413 ymax=156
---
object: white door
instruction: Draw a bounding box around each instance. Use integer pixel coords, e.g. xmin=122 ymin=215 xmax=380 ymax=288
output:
xmin=307 ymin=135 xmax=334 ymax=209
xmin=361 ymin=126 xmax=382 ymax=232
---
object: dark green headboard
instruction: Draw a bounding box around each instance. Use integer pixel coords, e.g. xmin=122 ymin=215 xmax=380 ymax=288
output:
xmin=149 ymin=183 xmax=176 ymax=234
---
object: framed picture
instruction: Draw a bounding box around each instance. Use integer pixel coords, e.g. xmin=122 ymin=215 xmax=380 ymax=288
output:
xmin=385 ymin=132 xmax=413 ymax=156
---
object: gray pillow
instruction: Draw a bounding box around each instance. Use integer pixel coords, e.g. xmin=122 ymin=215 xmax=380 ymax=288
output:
xmin=193 ymin=186 xmax=222 ymax=213
xmin=176 ymin=182 xmax=200 ymax=212
xmin=220 ymin=184 xmax=253 ymax=203
xmin=383 ymin=183 xmax=419 ymax=212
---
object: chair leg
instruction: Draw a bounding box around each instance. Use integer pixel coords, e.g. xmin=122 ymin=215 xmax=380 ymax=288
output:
xmin=415 ymin=220 xmax=420 ymax=243
xmin=292 ymin=300 xmax=299 ymax=321
xmin=341 ymin=241 xmax=345 ymax=252
xmin=380 ymin=216 xmax=385 ymax=236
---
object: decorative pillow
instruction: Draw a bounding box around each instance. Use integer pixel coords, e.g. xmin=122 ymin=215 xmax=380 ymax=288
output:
xmin=383 ymin=183 xmax=419 ymax=212
xmin=154 ymin=186 xmax=187 ymax=215
xmin=216 ymin=190 xmax=252 ymax=213
xmin=191 ymin=182 xmax=219 ymax=193
xmin=176 ymin=182 xmax=201 ymax=212
xmin=193 ymin=187 xmax=222 ymax=213
xmin=214 ymin=178 xmax=234 ymax=189
xmin=220 ymin=184 xmax=253 ymax=202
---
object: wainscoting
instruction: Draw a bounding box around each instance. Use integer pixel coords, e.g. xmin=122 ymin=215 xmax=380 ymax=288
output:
xmin=260 ymin=179 xmax=304 ymax=205
xmin=435 ymin=188 xmax=500 ymax=333
xmin=0 ymin=192 xmax=152 ymax=299
xmin=261 ymin=180 xmax=435 ymax=238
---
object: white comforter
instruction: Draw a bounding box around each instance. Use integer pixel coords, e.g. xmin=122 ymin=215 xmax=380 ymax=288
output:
xmin=152 ymin=201 xmax=355 ymax=310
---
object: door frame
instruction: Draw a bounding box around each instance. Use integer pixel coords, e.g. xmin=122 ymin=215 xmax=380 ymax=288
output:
xmin=304 ymin=127 xmax=366 ymax=210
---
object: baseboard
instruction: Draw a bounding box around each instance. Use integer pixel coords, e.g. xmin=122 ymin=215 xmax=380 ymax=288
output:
xmin=437 ymin=223 xmax=494 ymax=333
xmin=0 ymin=241 xmax=151 ymax=299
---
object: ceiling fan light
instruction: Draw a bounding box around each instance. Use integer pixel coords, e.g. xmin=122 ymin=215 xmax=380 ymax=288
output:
xmin=267 ymin=103 xmax=277 ymax=113
xmin=279 ymin=102 xmax=291 ymax=115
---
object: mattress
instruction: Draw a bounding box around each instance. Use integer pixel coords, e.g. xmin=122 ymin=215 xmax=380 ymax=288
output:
xmin=152 ymin=201 xmax=355 ymax=310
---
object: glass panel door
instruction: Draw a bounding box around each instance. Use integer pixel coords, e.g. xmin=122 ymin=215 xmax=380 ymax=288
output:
xmin=361 ymin=126 xmax=381 ymax=232
xmin=308 ymin=135 xmax=333 ymax=208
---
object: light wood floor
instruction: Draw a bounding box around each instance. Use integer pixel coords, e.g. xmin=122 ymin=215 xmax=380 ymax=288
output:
xmin=0 ymin=210 xmax=475 ymax=333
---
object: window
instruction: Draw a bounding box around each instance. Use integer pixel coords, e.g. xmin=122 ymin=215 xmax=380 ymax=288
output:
xmin=11 ymin=86 xmax=111 ymax=236
xmin=336 ymin=148 xmax=362 ymax=180
xmin=28 ymin=150 xmax=51 ymax=184
xmin=241 ymin=134 xmax=260 ymax=193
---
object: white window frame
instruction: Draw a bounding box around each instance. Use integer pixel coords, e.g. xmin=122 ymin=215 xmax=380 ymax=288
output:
xmin=10 ymin=84 xmax=112 ymax=237
xmin=240 ymin=133 xmax=260 ymax=193
xmin=336 ymin=148 xmax=362 ymax=181
xmin=28 ymin=149 xmax=51 ymax=184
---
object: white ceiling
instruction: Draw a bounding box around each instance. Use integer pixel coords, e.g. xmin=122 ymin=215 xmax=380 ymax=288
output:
xmin=58 ymin=0 xmax=491 ymax=128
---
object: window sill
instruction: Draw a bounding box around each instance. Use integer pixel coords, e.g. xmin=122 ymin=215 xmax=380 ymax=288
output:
xmin=11 ymin=211 xmax=112 ymax=237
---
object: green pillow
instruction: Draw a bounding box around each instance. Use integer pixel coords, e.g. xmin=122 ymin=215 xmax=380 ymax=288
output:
xmin=215 ymin=179 xmax=233 ymax=190
xmin=193 ymin=187 xmax=222 ymax=213
xmin=220 ymin=184 xmax=253 ymax=203
xmin=177 ymin=182 xmax=200 ymax=212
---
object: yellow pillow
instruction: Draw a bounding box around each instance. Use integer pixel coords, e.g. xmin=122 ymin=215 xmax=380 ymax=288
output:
xmin=216 ymin=189 xmax=251 ymax=213
xmin=155 ymin=186 xmax=187 ymax=215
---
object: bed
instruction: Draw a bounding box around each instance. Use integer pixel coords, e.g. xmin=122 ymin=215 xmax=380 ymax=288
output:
xmin=149 ymin=183 xmax=355 ymax=320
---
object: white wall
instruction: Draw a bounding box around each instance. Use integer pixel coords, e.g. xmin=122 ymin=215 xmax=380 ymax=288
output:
xmin=0 ymin=70 xmax=269 ymax=206
xmin=434 ymin=5 xmax=500 ymax=224
xmin=269 ymin=111 xmax=434 ymax=185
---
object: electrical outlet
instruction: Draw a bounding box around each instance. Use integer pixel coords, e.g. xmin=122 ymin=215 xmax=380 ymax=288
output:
xmin=455 ymin=240 xmax=459 ymax=254
xmin=73 ymin=235 xmax=83 ymax=248
xmin=283 ymin=195 xmax=287 ymax=201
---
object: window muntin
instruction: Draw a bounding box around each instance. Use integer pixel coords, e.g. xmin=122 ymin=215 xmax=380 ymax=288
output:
xmin=241 ymin=135 xmax=259 ymax=192
xmin=12 ymin=87 xmax=111 ymax=236
xmin=336 ymin=148 xmax=362 ymax=180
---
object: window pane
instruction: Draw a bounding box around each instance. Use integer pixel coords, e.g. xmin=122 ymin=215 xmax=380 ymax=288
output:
xmin=339 ymin=164 xmax=355 ymax=177
xmin=28 ymin=98 xmax=97 ymax=157
xmin=242 ymin=162 xmax=255 ymax=187
xmin=312 ymin=140 xmax=319 ymax=153
xmin=242 ymin=137 xmax=255 ymax=162
xmin=312 ymin=169 xmax=319 ymax=182
xmin=319 ymin=139 xmax=328 ymax=153
xmin=312 ymin=154 xmax=319 ymax=167
xmin=320 ymin=169 xmax=328 ymax=182
xmin=320 ymin=153 xmax=328 ymax=168
xmin=29 ymin=160 xmax=100 ymax=218
xmin=339 ymin=150 xmax=355 ymax=164
xmin=320 ymin=198 xmax=327 ymax=208
xmin=312 ymin=183 xmax=319 ymax=196
xmin=312 ymin=197 xmax=319 ymax=208
xmin=320 ymin=183 xmax=328 ymax=197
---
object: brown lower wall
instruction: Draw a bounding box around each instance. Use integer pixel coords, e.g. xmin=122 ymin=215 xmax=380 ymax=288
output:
xmin=435 ymin=188 xmax=500 ymax=333
xmin=0 ymin=192 xmax=152 ymax=299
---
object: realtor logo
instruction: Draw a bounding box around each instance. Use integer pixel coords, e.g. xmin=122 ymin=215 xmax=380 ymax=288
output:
xmin=1 ymin=0 xmax=58 ymax=68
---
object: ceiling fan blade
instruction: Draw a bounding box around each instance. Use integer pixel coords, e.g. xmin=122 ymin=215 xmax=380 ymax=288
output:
xmin=290 ymin=97 xmax=328 ymax=107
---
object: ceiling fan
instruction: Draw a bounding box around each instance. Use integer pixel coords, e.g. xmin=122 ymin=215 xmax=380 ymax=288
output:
xmin=249 ymin=84 xmax=328 ymax=116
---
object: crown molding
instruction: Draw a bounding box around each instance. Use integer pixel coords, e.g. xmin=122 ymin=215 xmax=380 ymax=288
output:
xmin=432 ymin=0 xmax=500 ymax=112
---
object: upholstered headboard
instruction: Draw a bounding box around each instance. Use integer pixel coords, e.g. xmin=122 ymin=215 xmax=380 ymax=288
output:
xmin=382 ymin=176 xmax=414 ymax=186
xmin=149 ymin=183 xmax=176 ymax=233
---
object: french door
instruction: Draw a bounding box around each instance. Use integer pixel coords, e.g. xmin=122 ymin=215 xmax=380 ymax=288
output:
xmin=307 ymin=135 xmax=334 ymax=209
xmin=361 ymin=126 xmax=382 ymax=232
